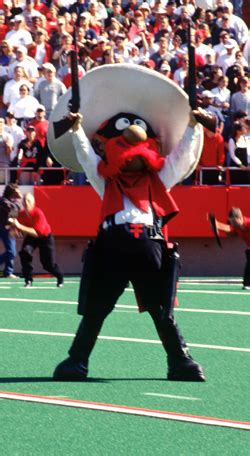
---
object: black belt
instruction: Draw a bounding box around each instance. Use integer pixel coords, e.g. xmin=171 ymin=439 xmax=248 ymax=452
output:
xmin=100 ymin=217 xmax=164 ymax=240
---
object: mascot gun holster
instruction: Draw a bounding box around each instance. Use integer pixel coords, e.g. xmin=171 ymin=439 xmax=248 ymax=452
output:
xmin=162 ymin=242 xmax=180 ymax=318
xmin=78 ymin=240 xmax=95 ymax=315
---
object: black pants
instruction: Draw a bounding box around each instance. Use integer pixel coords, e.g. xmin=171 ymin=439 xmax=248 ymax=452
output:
xmin=69 ymin=224 xmax=187 ymax=367
xmin=19 ymin=233 xmax=63 ymax=283
xmin=243 ymin=249 xmax=250 ymax=287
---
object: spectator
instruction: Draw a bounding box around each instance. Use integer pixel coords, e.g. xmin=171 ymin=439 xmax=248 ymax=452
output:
xmin=0 ymin=117 xmax=13 ymax=184
xmin=8 ymin=45 xmax=39 ymax=83
xmin=0 ymin=183 xmax=22 ymax=278
xmin=17 ymin=124 xmax=44 ymax=185
xmin=230 ymin=76 xmax=250 ymax=118
xmin=22 ymin=0 xmax=42 ymax=30
xmin=0 ymin=40 xmax=15 ymax=72
xmin=194 ymin=30 xmax=215 ymax=61
xmin=69 ymin=0 xmax=87 ymax=18
xmin=49 ymin=16 xmax=68 ymax=52
xmin=200 ymin=89 xmax=224 ymax=133
xmin=233 ymin=49 xmax=249 ymax=70
xmin=211 ymin=75 xmax=231 ymax=115
xmin=173 ymin=54 xmax=188 ymax=88
xmin=77 ymin=13 xmax=98 ymax=45
xmin=28 ymin=29 xmax=53 ymax=66
xmin=52 ymin=32 xmax=74 ymax=70
xmin=216 ymin=39 xmax=238 ymax=74
xmin=9 ymin=192 xmax=64 ymax=288
xmin=5 ymin=111 xmax=26 ymax=183
xmin=78 ymin=46 xmax=95 ymax=72
xmin=46 ymin=4 xmax=60 ymax=35
xmin=226 ymin=62 xmax=245 ymax=94
xmin=33 ymin=0 xmax=49 ymax=17
xmin=29 ymin=14 xmax=48 ymax=38
xmin=3 ymin=65 xmax=33 ymax=108
xmin=90 ymin=35 xmax=110 ymax=64
xmin=213 ymin=30 xmax=238 ymax=61
xmin=4 ymin=15 xmax=33 ymax=50
xmin=88 ymin=0 xmax=108 ymax=24
xmin=106 ymin=2 xmax=128 ymax=29
xmin=28 ymin=104 xmax=48 ymax=148
xmin=212 ymin=207 xmax=250 ymax=289
xmin=222 ymin=2 xmax=248 ymax=48
xmin=213 ymin=12 xmax=238 ymax=45
xmin=151 ymin=36 xmax=172 ymax=71
xmin=8 ymin=83 xmax=40 ymax=129
xmin=223 ymin=109 xmax=247 ymax=155
xmin=34 ymin=62 xmax=66 ymax=119
xmin=202 ymin=65 xmax=223 ymax=90
xmin=228 ymin=121 xmax=250 ymax=185
xmin=198 ymin=127 xmax=225 ymax=184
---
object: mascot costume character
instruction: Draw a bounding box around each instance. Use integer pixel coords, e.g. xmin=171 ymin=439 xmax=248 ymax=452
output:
xmin=48 ymin=64 xmax=206 ymax=382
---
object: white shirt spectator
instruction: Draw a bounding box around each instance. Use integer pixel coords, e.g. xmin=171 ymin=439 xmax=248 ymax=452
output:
xmin=173 ymin=67 xmax=187 ymax=89
xmin=211 ymin=85 xmax=231 ymax=112
xmin=5 ymin=120 xmax=26 ymax=161
xmin=8 ymin=94 xmax=40 ymax=121
xmin=3 ymin=78 xmax=34 ymax=106
xmin=8 ymin=56 xmax=39 ymax=81
xmin=213 ymin=39 xmax=239 ymax=61
xmin=5 ymin=16 xmax=33 ymax=48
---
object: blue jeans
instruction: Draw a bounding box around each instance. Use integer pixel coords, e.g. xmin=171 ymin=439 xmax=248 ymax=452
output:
xmin=0 ymin=228 xmax=16 ymax=276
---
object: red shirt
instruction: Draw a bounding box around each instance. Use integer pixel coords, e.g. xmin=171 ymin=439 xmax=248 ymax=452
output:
xmin=18 ymin=206 xmax=51 ymax=237
xmin=199 ymin=131 xmax=225 ymax=167
xmin=28 ymin=118 xmax=49 ymax=148
xmin=231 ymin=216 xmax=250 ymax=247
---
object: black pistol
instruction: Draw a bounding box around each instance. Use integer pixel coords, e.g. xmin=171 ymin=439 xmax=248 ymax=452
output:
xmin=53 ymin=31 xmax=80 ymax=139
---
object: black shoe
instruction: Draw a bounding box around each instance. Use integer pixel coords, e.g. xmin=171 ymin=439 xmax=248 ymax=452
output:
xmin=167 ymin=355 xmax=205 ymax=382
xmin=24 ymin=280 xmax=32 ymax=288
xmin=53 ymin=357 xmax=88 ymax=381
xmin=57 ymin=277 xmax=64 ymax=288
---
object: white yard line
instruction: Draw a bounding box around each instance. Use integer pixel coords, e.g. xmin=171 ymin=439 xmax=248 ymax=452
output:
xmin=0 ymin=391 xmax=249 ymax=430
xmin=143 ymin=393 xmax=201 ymax=401
xmin=0 ymin=298 xmax=76 ymax=304
xmin=0 ymin=328 xmax=249 ymax=353
xmin=34 ymin=311 xmax=68 ymax=315
xmin=0 ymin=298 xmax=249 ymax=316
xmin=178 ymin=290 xmax=250 ymax=295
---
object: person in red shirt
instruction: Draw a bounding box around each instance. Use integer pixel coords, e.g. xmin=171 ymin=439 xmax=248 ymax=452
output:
xmin=9 ymin=192 xmax=64 ymax=287
xmin=213 ymin=207 xmax=250 ymax=289
xmin=28 ymin=105 xmax=48 ymax=148
xmin=197 ymin=127 xmax=225 ymax=184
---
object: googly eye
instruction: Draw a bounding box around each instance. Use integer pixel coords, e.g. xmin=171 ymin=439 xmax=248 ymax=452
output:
xmin=134 ymin=119 xmax=147 ymax=131
xmin=115 ymin=117 xmax=131 ymax=130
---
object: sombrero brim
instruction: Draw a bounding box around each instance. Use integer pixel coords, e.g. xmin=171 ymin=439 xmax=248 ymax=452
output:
xmin=47 ymin=64 xmax=203 ymax=172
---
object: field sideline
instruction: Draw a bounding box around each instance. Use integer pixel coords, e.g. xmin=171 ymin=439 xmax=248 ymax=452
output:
xmin=0 ymin=277 xmax=250 ymax=455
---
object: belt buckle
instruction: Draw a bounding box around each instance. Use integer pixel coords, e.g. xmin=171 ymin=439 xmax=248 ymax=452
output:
xmin=129 ymin=223 xmax=144 ymax=239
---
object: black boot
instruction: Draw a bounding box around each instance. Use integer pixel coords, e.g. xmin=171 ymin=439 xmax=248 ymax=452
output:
xmin=53 ymin=316 xmax=102 ymax=381
xmin=167 ymin=350 xmax=205 ymax=382
xmin=150 ymin=310 xmax=206 ymax=382
xmin=53 ymin=357 xmax=88 ymax=381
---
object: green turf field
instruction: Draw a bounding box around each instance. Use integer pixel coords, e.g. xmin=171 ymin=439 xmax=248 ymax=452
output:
xmin=0 ymin=277 xmax=250 ymax=455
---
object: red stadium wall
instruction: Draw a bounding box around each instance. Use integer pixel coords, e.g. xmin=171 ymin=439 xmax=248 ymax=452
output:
xmin=34 ymin=185 xmax=250 ymax=238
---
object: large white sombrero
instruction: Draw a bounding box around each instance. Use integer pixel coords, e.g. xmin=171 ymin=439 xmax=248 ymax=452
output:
xmin=47 ymin=64 xmax=203 ymax=172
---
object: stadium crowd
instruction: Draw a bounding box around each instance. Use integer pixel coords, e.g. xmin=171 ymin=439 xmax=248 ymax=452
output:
xmin=0 ymin=0 xmax=249 ymax=186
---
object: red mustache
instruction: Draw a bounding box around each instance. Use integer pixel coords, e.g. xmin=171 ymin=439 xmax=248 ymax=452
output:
xmin=98 ymin=136 xmax=164 ymax=178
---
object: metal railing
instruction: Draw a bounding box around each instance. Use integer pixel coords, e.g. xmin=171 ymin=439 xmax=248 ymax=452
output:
xmin=195 ymin=167 xmax=250 ymax=186
xmin=0 ymin=166 xmax=249 ymax=187
xmin=0 ymin=166 xmax=72 ymax=186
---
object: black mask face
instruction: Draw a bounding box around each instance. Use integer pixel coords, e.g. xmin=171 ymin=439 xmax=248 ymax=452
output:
xmin=96 ymin=112 xmax=156 ymax=139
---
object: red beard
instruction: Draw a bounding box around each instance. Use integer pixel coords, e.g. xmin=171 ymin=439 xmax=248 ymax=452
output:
xmin=97 ymin=136 xmax=164 ymax=178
